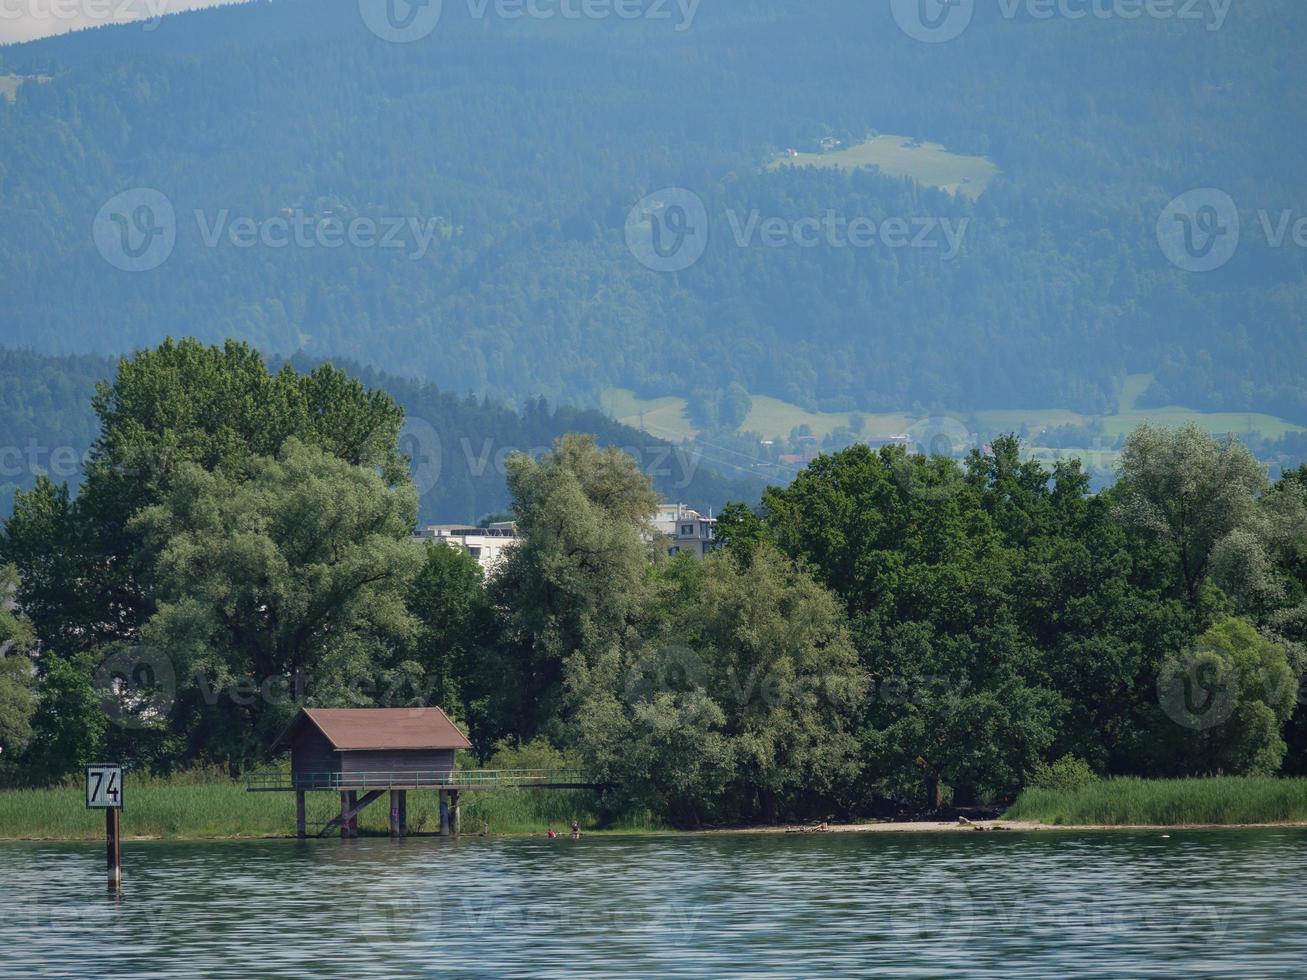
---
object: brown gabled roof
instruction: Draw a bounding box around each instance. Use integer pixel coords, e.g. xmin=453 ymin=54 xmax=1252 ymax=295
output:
xmin=273 ymin=707 xmax=471 ymax=752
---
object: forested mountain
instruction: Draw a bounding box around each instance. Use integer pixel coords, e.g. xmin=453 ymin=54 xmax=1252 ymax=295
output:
xmin=0 ymin=346 xmax=761 ymax=519
xmin=1 ymin=0 xmax=1304 ymax=419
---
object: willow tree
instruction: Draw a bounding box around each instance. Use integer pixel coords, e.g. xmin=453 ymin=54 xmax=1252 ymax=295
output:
xmin=3 ymin=338 xmax=409 ymax=657
xmin=132 ymin=439 xmax=423 ymax=767
xmin=573 ymin=546 xmax=868 ymax=827
xmin=483 ymin=434 xmax=660 ymax=743
xmin=1115 ymin=423 xmax=1270 ymax=606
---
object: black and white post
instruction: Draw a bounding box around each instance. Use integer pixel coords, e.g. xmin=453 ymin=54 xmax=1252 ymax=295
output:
xmin=87 ymin=763 xmax=124 ymax=892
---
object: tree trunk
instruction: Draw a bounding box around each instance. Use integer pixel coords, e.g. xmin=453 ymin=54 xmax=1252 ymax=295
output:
xmin=761 ymin=789 xmax=778 ymax=825
xmin=925 ymin=774 xmax=942 ymax=811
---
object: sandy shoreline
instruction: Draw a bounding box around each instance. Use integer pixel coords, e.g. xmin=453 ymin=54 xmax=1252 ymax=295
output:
xmin=707 ymin=819 xmax=1307 ymax=835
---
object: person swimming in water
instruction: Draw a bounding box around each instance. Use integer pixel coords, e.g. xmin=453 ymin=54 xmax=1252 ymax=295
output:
xmin=547 ymin=828 xmax=558 ymax=839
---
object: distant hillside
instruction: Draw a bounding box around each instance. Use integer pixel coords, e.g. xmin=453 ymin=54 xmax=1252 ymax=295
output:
xmin=1 ymin=0 xmax=1304 ymax=420
xmin=0 ymin=347 xmax=763 ymax=521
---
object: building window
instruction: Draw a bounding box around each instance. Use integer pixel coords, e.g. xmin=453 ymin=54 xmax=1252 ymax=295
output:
xmin=468 ymin=547 xmax=482 ymax=558
xmin=668 ymin=546 xmax=680 ymax=556
xmin=681 ymin=524 xmax=694 ymax=536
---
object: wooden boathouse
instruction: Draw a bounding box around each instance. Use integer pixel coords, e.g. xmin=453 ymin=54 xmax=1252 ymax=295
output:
xmin=250 ymin=707 xmax=596 ymax=838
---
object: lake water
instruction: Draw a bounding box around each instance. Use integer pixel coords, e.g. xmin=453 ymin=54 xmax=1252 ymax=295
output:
xmin=3 ymin=829 xmax=1305 ymax=977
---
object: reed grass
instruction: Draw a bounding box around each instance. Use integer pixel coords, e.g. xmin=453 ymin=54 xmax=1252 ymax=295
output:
xmin=1006 ymin=777 xmax=1307 ymax=826
xmin=0 ymin=772 xmax=659 ymax=840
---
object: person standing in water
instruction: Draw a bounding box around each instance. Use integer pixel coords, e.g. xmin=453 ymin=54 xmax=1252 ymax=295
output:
xmin=570 ymin=820 xmax=581 ymax=840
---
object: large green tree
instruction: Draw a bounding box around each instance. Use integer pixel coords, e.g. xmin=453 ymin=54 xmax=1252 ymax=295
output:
xmin=0 ymin=565 xmax=35 ymax=772
xmin=485 ymin=434 xmax=660 ymax=742
xmin=1115 ymin=423 xmax=1271 ymax=606
xmin=3 ymin=338 xmax=408 ymax=656
xmin=573 ymin=547 xmax=868 ymax=826
xmin=130 ymin=438 xmax=423 ymax=768
xmin=1152 ymin=617 xmax=1297 ymax=776
xmin=407 ymin=541 xmax=493 ymax=739
xmin=749 ymin=438 xmax=1182 ymax=802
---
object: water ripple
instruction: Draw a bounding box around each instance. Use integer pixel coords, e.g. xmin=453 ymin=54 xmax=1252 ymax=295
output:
xmin=3 ymin=828 xmax=1306 ymax=978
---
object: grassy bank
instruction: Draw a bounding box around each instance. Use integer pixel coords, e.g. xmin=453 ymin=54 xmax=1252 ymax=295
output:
xmin=1006 ymin=777 xmax=1307 ymax=827
xmin=0 ymin=772 xmax=658 ymax=841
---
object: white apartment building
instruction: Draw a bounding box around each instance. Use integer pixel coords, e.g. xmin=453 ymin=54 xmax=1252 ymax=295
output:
xmin=652 ymin=502 xmax=718 ymax=559
xmin=417 ymin=505 xmax=719 ymax=571
xmin=414 ymin=522 xmax=520 ymax=574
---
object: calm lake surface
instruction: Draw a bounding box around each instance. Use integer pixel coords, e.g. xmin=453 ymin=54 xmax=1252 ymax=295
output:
xmin=3 ymin=829 xmax=1306 ymax=977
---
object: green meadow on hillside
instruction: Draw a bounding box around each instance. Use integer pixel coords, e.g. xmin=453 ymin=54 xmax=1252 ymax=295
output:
xmin=602 ymin=375 xmax=1305 ymax=469
xmin=0 ymin=73 xmax=50 ymax=103
xmin=770 ymin=135 xmax=1002 ymax=200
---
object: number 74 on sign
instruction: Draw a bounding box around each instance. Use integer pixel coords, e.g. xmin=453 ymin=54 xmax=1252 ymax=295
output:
xmin=87 ymin=764 xmax=124 ymax=810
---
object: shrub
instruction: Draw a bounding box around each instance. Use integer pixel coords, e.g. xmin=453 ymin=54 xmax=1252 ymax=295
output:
xmin=1029 ymin=755 xmax=1098 ymax=792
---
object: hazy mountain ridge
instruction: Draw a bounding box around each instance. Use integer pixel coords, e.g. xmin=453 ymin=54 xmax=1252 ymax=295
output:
xmin=1 ymin=0 xmax=1304 ymax=419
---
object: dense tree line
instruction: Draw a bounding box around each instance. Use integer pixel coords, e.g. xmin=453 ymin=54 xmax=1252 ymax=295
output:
xmin=0 ymin=345 xmax=761 ymax=521
xmin=1 ymin=0 xmax=1304 ymax=419
xmin=2 ymin=343 xmax=1305 ymax=827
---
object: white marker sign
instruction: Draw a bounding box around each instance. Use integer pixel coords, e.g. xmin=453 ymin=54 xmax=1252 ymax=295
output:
xmin=87 ymin=764 xmax=124 ymax=810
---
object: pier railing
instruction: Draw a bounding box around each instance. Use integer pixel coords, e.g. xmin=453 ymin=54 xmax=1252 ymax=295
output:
xmin=245 ymin=767 xmax=596 ymax=792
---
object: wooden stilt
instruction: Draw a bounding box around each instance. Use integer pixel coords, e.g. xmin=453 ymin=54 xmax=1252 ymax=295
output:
xmin=296 ymin=791 xmax=306 ymax=840
xmin=439 ymin=790 xmax=450 ymax=837
xmin=450 ymin=789 xmax=461 ymax=836
xmin=390 ymin=790 xmax=404 ymax=839
xmin=106 ymin=808 xmax=121 ymax=893
xmin=320 ymin=790 xmax=384 ymax=839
